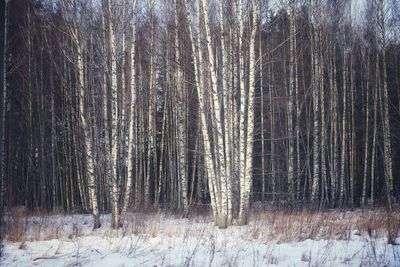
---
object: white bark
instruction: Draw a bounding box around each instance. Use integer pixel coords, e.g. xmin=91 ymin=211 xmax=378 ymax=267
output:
xmin=311 ymin=0 xmax=320 ymax=202
xmin=121 ymin=0 xmax=138 ymax=223
xmin=362 ymin=51 xmax=370 ymax=206
xmin=339 ymin=47 xmax=347 ymax=208
xmin=67 ymin=2 xmax=100 ymax=228
xmin=106 ymin=0 xmax=119 ymax=228
xmin=185 ymin=0 xmax=218 ymax=221
xmin=175 ymin=0 xmax=189 ymax=215
xmin=238 ymin=0 xmax=257 ymax=225
xmin=219 ymin=0 xmax=233 ymax=225
xmin=200 ymin=0 xmax=228 ymax=228
xmin=378 ymin=0 xmax=393 ymax=209
xmin=288 ymin=0 xmax=295 ymax=202
xmin=370 ymin=53 xmax=379 ymax=206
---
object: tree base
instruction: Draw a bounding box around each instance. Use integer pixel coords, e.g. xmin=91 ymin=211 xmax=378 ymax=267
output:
xmin=216 ymin=215 xmax=228 ymax=229
xmin=93 ymin=215 xmax=101 ymax=229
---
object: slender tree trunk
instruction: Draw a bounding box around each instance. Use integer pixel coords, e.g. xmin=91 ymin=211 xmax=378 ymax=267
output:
xmin=105 ymin=0 xmax=119 ymax=228
xmin=340 ymin=47 xmax=347 ymax=208
xmin=66 ymin=0 xmax=101 ymax=227
xmin=288 ymin=0 xmax=295 ymax=203
xmin=349 ymin=52 xmax=355 ymax=208
xmin=238 ymin=0 xmax=257 ymax=225
xmin=219 ymin=0 xmax=233 ymax=226
xmin=320 ymin=32 xmax=327 ymax=207
xmin=370 ymin=52 xmax=379 ymax=206
xmin=269 ymin=55 xmax=276 ymax=203
xmin=201 ymin=0 xmax=228 ymax=228
xmin=362 ymin=51 xmax=370 ymax=206
xmin=260 ymin=21 xmax=266 ymax=203
xmin=311 ymin=0 xmax=320 ymax=203
xmin=175 ymin=0 xmax=189 ymax=215
xmin=185 ymin=0 xmax=218 ymax=222
xmin=378 ymin=0 xmax=393 ymax=210
xmin=329 ymin=44 xmax=338 ymax=207
xmin=0 ymin=0 xmax=6 ymax=216
xmin=121 ymin=0 xmax=138 ymax=224
xmin=294 ymin=7 xmax=301 ymax=201
xmin=50 ymin=62 xmax=57 ymax=212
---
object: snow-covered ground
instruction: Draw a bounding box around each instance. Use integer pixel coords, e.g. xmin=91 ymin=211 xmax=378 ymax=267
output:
xmin=1 ymin=210 xmax=399 ymax=266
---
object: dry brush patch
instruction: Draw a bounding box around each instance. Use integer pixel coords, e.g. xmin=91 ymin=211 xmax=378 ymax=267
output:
xmin=3 ymin=208 xmax=399 ymax=243
xmin=247 ymin=207 xmax=400 ymax=242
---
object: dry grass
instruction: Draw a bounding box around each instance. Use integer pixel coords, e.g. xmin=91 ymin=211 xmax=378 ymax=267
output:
xmin=5 ymin=207 xmax=82 ymax=242
xmin=3 ymin=208 xmax=399 ymax=267
xmin=7 ymin=207 xmax=26 ymax=242
xmin=4 ymin=207 xmax=399 ymax=244
xmin=247 ymin=207 xmax=400 ymax=242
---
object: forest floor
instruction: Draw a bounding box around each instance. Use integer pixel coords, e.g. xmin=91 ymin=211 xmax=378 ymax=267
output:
xmin=1 ymin=208 xmax=400 ymax=266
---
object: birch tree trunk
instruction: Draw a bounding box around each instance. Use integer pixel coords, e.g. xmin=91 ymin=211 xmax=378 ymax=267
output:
xmin=329 ymin=44 xmax=338 ymax=207
xmin=269 ymin=55 xmax=276 ymax=203
xmin=200 ymin=0 xmax=228 ymax=228
xmin=340 ymin=41 xmax=348 ymax=209
xmin=362 ymin=50 xmax=370 ymax=206
xmin=219 ymin=0 xmax=233 ymax=226
xmin=370 ymin=52 xmax=379 ymax=206
xmin=311 ymin=0 xmax=320 ymax=203
xmin=288 ymin=0 xmax=296 ymax=203
xmin=295 ymin=23 xmax=301 ymax=201
xmin=260 ymin=19 xmax=266 ymax=202
xmin=105 ymin=0 xmax=119 ymax=228
xmin=175 ymin=0 xmax=189 ymax=215
xmin=144 ymin=0 xmax=156 ymax=210
xmin=184 ymin=0 xmax=218 ymax=221
xmin=349 ymin=52 xmax=355 ymax=208
xmin=320 ymin=33 xmax=327 ymax=207
xmin=238 ymin=0 xmax=257 ymax=225
xmin=121 ymin=0 xmax=138 ymax=224
xmin=378 ymin=0 xmax=393 ymax=210
xmin=65 ymin=0 xmax=100 ymax=228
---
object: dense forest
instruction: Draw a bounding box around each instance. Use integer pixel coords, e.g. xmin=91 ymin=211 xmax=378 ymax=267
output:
xmin=1 ymin=0 xmax=400 ymax=231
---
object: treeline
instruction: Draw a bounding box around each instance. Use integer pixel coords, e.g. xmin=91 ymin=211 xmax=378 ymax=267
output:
xmin=1 ymin=0 xmax=400 ymax=228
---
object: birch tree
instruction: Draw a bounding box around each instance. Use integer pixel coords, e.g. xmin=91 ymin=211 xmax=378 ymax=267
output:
xmin=61 ymin=0 xmax=100 ymax=228
xmin=3 ymin=0 xmax=400 ymax=228
xmin=175 ymin=0 xmax=189 ymax=215
xmin=104 ymin=0 xmax=119 ymax=228
xmin=238 ymin=0 xmax=258 ymax=225
xmin=377 ymin=0 xmax=393 ymax=210
xmin=311 ymin=0 xmax=320 ymax=203
xmin=288 ymin=0 xmax=296 ymax=203
xmin=121 ymin=0 xmax=138 ymax=223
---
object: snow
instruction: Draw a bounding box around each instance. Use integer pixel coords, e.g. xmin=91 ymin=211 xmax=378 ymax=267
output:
xmin=1 ymin=212 xmax=399 ymax=266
